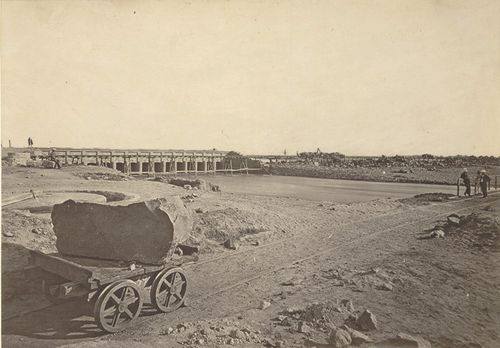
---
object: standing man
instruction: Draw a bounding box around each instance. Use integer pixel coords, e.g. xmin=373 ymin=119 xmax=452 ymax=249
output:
xmin=460 ymin=168 xmax=471 ymax=197
xmin=28 ymin=137 xmax=33 ymax=148
xmin=479 ymin=170 xmax=490 ymax=198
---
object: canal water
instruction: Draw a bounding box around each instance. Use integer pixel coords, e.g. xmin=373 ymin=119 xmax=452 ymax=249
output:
xmin=205 ymin=175 xmax=456 ymax=202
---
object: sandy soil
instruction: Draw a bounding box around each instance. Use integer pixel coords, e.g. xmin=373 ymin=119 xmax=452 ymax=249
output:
xmin=1 ymin=165 xmax=499 ymax=348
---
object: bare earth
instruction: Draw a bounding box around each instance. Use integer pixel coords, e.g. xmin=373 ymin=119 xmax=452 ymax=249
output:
xmin=1 ymin=166 xmax=499 ymax=348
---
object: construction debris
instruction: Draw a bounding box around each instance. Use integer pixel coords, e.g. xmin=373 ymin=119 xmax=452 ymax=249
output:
xmin=374 ymin=332 xmax=432 ymax=348
xmin=356 ymin=309 xmax=378 ymax=331
xmin=328 ymin=327 xmax=352 ymax=347
xmin=52 ymin=197 xmax=192 ymax=264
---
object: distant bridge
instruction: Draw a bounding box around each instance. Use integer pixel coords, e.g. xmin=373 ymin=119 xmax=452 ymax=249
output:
xmin=246 ymin=155 xmax=299 ymax=162
xmin=35 ymin=148 xmax=264 ymax=176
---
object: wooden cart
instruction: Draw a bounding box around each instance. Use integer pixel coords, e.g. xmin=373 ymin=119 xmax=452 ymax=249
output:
xmin=29 ymin=250 xmax=196 ymax=333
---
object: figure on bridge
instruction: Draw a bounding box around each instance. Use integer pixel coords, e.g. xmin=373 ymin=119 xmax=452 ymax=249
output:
xmin=49 ymin=148 xmax=61 ymax=169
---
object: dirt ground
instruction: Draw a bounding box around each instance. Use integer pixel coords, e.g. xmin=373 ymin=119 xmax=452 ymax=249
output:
xmin=1 ymin=165 xmax=499 ymax=348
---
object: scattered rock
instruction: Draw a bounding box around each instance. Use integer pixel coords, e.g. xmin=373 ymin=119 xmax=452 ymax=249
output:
xmin=259 ymin=300 xmax=271 ymax=310
xmin=230 ymin=329 xmax=246 ymax=340
xmin=285 ymin=306 xmax=302 ymax=314
xmin=195 ymin=208 xmax=204 ymax=213
xmin=297 ymin=321 xmax=311 ymax=334
xmin=281 ymin=278 xmax=303 ymax=286
xmin=31 ymin=228 xmax=42 ymax=234
xmin=275 ymin=340 xmax=285 ymax=348
xmin=3 ymin=230 xmax=14 ymax=237
xmin=224 ymin=238 xmax=240 ymax=250
xmin=377 ymin=282 xmax=394 ymax=291
xmin=430 ymin=229 xmax=445 ymax=238
xmin=281 ymin=317 xmax=292 ymax=327
xmin=162 ymin=327 xmax=174 ymax=335
xmin=356 ymin=309 xmax=378 ymax=331
xmin=184 ymin=184 xmax=192 ymax=190
xmin=329 ymin=327 xmax=352 ymax=347
xmin=340 ymin=299 xmax=355 ymax=312
xmin=447 ymin=214 xmax=461 ymax=225
xmin=348 ymin=328 xmax=373 ymax=345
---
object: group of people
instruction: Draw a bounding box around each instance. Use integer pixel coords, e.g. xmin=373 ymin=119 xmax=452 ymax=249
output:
xmin=460 ymin=168 xmax=490 ymax=198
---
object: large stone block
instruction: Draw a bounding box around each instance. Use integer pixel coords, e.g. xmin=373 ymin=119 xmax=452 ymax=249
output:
xmin=52 ymin=197 xmax=192 ymax=264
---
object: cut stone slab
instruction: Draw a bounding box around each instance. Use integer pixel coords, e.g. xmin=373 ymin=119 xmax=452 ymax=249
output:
xmin=52 ymin=197 xmax=192 ymax=265
xmin=372 ymin=333 xmax=431 ymax=348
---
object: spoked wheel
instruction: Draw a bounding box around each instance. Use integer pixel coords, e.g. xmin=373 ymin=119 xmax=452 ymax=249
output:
xmin=93 ymin=280 xmax=143 ymax=333
xmin=151 ymin=267 xmax=188 ymax=313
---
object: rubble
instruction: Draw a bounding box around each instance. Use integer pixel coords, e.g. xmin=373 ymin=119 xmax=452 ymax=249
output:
xmin=5 ymin=152 xmax=31 ymax=166
xmin=52 ymin=197 xmax=192 ymax=264
xmin=158 ymin=318 xmax=269 ymax=346
xmin=224 ymin=238 xmax=240 ymax=250
xmin=328 ymin=327 xmax=352 ymax=347
xmin=347 ymin=328 xmax=373 ymax=345
xmin=374 ymin=333 xmax=431 ymax=348
xmin=259 ymin=300 xmax=271 ymax=310
xmin=3 ymin=230 xmax=14 ymax=237
xmin=425 ymin=212 xmax=499 ymax=250
xmin=356 ymin=309 xmax=378 ymax=331
xmin=297 ymin=321 xmax=312 ymax=333
xmin=429 ymin=229 xmax=445 ymax=238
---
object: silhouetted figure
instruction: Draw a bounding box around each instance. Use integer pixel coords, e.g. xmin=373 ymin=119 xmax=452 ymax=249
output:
xmin=479 ymin=170 xmax=490 ymax=198
xmin=28 ymin=137 xmax=33 ymax=148
xmin=460 ymin=168 xmax=471 ymax=196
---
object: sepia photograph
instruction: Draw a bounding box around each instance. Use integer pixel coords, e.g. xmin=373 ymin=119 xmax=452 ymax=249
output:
xmin=1 ymin=1 xmax=499 ymax=347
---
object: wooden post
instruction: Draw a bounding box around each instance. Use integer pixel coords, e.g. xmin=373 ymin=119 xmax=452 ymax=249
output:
xmin=229 ymin=159 xmax=233 ymax=176
xmin=81 ymin=151 xmax=84 ymax=165
xmin=495 ymin=176 xmax=498 ymax=190
xmin=64 ymin=151 xmax=68 ymax=165
xmin=245 ymin=158 xmax=249 ymax=175
xmin=183 ymin=152 xmax=188 ymax=174
xmin=148 ymin=152 xmax=152 ymax=174
xmin=194 ymin=155 xmax=198 ymax=177
xmin=456 ymin=179 xmax=460 ymax=196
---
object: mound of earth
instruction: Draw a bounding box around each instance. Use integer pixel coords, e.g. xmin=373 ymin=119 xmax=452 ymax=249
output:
xmin=71 ymin=166 xmax=130 ymax=181
xmin=399 ymin=192 xmax=456 ymax=205
xmin=438 ymin=212 xmax=500 ymax=251
xmin=193 ymin=207 xmax=270 ymax=243
xmin=1 ymin=210 xmax=56 ymax=272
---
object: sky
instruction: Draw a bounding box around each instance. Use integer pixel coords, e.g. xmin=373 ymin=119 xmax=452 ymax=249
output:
xmin=1 ymin=0 xmax=499 ymax=156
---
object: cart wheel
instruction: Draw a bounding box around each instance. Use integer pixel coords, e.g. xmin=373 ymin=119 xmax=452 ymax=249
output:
xmin=93 ymin=280 xmax=143 ymax=333
xmin=151 ymin=267 xmax=188 ymax=313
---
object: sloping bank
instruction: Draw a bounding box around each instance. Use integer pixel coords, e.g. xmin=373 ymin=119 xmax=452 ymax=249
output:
xmin=267 ymin=164 xmax=470 ymax=185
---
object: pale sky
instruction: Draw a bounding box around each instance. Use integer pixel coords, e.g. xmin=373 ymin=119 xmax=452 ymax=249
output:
xmin=1 ymin=0 xmax=499 ymax=156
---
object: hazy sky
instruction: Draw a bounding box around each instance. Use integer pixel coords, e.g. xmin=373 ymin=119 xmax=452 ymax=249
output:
xmin=1 ymin=0 xmax=499 ymax=155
